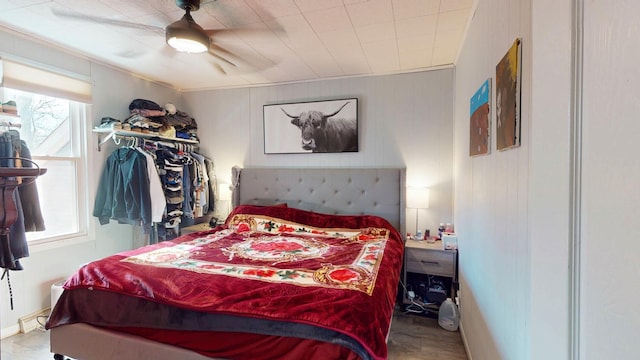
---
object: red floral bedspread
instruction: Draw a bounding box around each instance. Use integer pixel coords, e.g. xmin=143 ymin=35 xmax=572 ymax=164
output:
xmin=53 ymin=205 xmax=404 ymax=359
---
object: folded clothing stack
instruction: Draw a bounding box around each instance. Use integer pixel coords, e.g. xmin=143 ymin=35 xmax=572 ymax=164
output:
xmin=125 ymin=114 xmax=162 ymax=134
xmin=127 ymin=99 xmax=165 ymax=134
xmin=164 ymin=102 xmax=198 ymax=142
xmin=2 ymin=100 xmax=18 ymax=115
xmin=95 ymin=117 xmax=124 ymax=131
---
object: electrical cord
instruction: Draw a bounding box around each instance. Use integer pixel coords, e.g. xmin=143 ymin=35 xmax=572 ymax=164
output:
xmin=399 ymin=279 xmax=410 ymax=295
xmin=405 ymin=300 xmax=424 ymax=314
xmin=400 ymin=279 xmax=437 ymax=315
xmin=36 ymin=315 xmax=49 ymax=330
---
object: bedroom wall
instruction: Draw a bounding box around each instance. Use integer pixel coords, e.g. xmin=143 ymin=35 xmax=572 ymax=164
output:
xmin=182 ymin=69 xmax=455 ymax=235
xmin=452 ymin=0 xmax=535 ymax=358
xmin=0 ymin=27 xmax=181 ymax=335
xmin=455 ymin=0 xmax=640 ymax=359
xmin=453 ymin=0 xmax=576 ymax=358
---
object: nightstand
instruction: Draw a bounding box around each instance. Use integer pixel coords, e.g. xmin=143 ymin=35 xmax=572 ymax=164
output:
xmin=403 ymin=239 xmax=458 ymax=307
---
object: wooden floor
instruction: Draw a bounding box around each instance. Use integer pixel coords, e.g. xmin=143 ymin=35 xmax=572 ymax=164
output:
xmin=387 ymin=308 xmax=468 ymax=360
xmin=1 ymin=306 xmax=468 ymax=360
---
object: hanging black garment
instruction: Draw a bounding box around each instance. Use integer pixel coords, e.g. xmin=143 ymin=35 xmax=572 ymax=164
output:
xmin=0 ymin=190 xmax=26 ymax=270
xmin=0 ymin=131 xmax=27 ymax=270
xmin=18 ymin=140 xmax=45 ymax=232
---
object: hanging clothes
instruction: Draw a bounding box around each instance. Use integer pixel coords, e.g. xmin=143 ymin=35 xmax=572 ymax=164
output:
xmin=204 ymin=156 xmax=216 ymax=214
xmin=156 ymin=146 xmax=185 ymax=241
xmin=93 ymin=133 xmax=210 ymax=242
xmin=1 ymin=132 xmax=24 ymax=270
xmin=190 ymin=151 xmax=208 ymax=217
xmin=0 ymin=188 xmax=26 ymax=271
xmin=18 ymin=139 xmax=45 ymax=231
xmin=181 ymin=157 xmax=194 ymax=227
xmin=0 ymin=129 xmax=45 ymax=271
xmin=136 ymin=146 xmax=166 ymax=223
xmin=93 ymin=147 xmax=152 ymax=234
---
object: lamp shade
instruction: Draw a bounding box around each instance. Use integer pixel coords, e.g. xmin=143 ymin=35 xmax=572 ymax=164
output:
xmin=218 ymin=183 xmax=232 ymax=201
xmin=406 ymin=187 xmax=430 ymax=209
xmin=166 ymin=12 xmax=209 ymax=53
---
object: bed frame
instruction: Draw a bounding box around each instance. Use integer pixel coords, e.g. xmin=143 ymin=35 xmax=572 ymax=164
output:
xmin=50 ymin=167 xmax=406 ymax=360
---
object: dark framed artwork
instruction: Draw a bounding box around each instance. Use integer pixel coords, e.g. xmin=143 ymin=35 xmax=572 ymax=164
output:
xmin=495 ymin=38 xmax=522 ymax=151
xmin=470 ymin=78 xmax=491 ymax=156
xmin=263 ymin=98 xmax=358 ymax=154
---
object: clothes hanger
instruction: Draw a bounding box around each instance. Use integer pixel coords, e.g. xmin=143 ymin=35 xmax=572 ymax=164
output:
xmin=112 ymin=134 xmax=122 ymax=146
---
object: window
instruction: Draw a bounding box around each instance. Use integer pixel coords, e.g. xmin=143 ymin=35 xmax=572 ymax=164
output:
xmin=1 ymin=87 xmax=90 ymax=246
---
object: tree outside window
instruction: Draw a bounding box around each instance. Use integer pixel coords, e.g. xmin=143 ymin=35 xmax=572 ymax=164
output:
xmin=1 ymin=88 xmax=88 ymax=243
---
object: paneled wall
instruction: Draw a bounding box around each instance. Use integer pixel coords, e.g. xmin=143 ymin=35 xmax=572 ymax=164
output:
xmin=183 ymin=69 xmax=455 ymax=235
xmin=453 ymin=0 xmax=537 ymax=358
xmin=454 ymin=0 xmax=640 ymax=359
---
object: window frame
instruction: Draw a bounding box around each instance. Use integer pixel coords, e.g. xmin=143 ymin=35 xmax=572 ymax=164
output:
xmin=0 ymin=89 xmax=95 ymax=252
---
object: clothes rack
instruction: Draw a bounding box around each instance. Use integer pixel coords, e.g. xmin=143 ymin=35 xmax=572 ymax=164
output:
xmin=93 ymin=130 xmax=211 ymax=244
xmin=0 ymin=121 xmax=21 ymax=130
xmin=93 ymin=128 xmax=198 ymax=152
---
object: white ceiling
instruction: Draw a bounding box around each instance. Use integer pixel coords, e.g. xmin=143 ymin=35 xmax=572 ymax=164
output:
xmin=0 ymin=0 xmax=474 ymax=91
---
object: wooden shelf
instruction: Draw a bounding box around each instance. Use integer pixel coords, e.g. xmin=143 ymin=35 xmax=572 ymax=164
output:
xmin=0 ymin=112 xmax=20 ymax=119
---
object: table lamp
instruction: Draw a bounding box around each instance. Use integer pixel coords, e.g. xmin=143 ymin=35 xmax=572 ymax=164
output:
xmin=406 ymin=186 xmax=430 ymax=238
xmin=217 ymin=182 xmax=232 ymax=218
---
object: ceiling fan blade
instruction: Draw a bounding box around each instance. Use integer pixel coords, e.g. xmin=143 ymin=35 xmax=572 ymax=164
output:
xmin=204 ymin=27 xmax=284 ymax=40
xmin=211 ymin=62 xmax=227 ymax=75
xmin=51 ymin=8 xmax=164 ymax=34
xmin=114 ymin=49 xmax=147 ymax=59
xmin=208 ymin=51 xmax=237 ymax=67
xmin=208 ymin=43 xmax=238 ymax=67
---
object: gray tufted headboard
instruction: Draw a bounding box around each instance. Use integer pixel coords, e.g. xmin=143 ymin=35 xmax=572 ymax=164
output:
xmin=231 ymin=167 xmax=406 ymax=236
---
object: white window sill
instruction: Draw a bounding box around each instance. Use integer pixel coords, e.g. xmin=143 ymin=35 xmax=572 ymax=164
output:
xmin=28 ymin=233 xmax=94 ymax=253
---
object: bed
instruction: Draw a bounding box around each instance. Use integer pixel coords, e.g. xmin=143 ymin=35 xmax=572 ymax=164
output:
xmin=47 ymin=167 xmax=406 ymax=360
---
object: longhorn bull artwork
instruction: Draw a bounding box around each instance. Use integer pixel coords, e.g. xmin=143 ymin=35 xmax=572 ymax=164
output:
xmin=263 ymin=98 xmax=359 ymax=154
xmin=282 ymin=101 xmax=357 ymax=153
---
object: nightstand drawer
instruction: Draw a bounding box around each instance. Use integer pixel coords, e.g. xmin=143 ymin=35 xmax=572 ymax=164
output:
xmin=405 ymin=249 xmax=455 ymax=277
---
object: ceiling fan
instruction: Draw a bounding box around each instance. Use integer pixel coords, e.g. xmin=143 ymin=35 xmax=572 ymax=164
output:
xmin=166 ymin=0 xmax=219 ymax=54
xmin=52 ymin=0 xmax=276 ymax=72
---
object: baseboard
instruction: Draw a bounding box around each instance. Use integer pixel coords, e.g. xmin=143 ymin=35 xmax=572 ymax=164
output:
xmin=459 ymin=320 xmax=473 ymax=360
xmin=0 ymin=323 xmax=21 ymax=339
xmin=18 ymin=308 xmax=50 ymax=334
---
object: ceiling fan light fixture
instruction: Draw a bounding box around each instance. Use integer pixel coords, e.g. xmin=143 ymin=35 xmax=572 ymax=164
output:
xmin=166 ymin=12 xmax=209 ymax=54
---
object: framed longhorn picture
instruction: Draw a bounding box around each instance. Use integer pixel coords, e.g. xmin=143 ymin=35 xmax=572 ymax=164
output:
xmin=263 ymin=98 xmax=359 ymax=154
